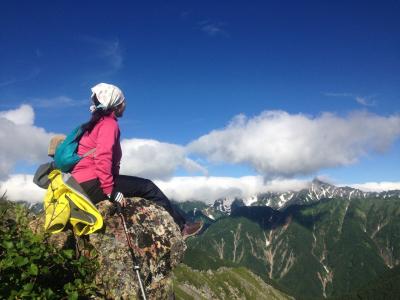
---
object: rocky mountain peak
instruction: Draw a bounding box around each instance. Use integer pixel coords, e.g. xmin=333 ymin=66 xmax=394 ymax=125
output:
xmin=30 ymin=197 xmax=186 ymax=299
xmin=310 ymin=177 xmax=335 ymax=189
xmin=213 ymin=196 xmax=236 ymax=214
xmin=206 ymin=179 xmax=400 ymax=215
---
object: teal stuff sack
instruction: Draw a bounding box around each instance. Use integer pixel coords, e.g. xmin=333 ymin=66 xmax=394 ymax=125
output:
xmin=54 ymin=125 xmax=95 ymax=172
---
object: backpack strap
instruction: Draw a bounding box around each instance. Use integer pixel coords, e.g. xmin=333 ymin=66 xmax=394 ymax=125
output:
xmin=79 ymin=124 xmax=96 ymax=158
xmin=82 ymin=148 xmax=96 ymax=158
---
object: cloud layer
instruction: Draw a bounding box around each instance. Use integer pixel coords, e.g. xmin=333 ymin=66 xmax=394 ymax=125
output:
xmin=188 ymin=111 xmax=400 ymax=178
xmin=120 ymin=138 xmax=207 ymax=180
xmin=0 ymin=105 xmax=53 ymax=179
xmin=349 ymin=182 xmax=400 ymax=192
xmin=156 ymin=176 xmax=308 ymax=203
xmin=3 ymin=105 xmax=398 ymax=182
xmin=1 ymin=105 xmax=399 ymax=203
xmin=0 ymin=173 xmax=309 ymax=204
xmin=0 ymin=174 xmax=45 ymax=203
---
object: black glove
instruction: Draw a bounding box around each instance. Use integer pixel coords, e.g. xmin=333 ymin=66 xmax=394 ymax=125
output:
xmin=109 ymin=190 xmax=124 ymax=204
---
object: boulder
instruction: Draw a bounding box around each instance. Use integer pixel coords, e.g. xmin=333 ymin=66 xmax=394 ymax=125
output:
xmin=31 ymin=197 xmax=186 ymax=299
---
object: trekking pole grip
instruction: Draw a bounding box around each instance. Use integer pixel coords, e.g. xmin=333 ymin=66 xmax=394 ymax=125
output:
xmin=116 ymin=202 xmax=122 ymax=214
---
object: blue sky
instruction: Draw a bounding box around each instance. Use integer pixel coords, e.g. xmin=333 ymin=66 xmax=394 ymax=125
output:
xmin=0 ymin=1 xmax=399 ymax=202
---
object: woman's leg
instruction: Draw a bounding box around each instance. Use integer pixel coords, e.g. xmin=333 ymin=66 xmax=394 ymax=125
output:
xmin=114 ymin=175 xmax=186 ymax=230
xmin=79 ymin=178 xmax=107 ymax=204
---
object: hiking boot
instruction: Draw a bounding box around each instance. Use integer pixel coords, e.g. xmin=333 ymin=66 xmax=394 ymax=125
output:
xmin=182 ymin=221 xmax=204 ymax=240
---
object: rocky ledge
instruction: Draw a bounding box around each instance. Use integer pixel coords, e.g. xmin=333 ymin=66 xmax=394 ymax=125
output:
xmin=32 ymin=197 xmax=186 ymax=299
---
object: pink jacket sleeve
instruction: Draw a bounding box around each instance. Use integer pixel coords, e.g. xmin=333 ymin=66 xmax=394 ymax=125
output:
xmin=94 ymin=118 xmax=119 ymax=195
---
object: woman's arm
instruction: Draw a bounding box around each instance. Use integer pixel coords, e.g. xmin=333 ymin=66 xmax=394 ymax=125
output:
xmin=94 ymin=119 xmax=120 ymax=195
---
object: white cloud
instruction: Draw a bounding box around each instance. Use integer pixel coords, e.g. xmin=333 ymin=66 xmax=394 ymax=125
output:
xmin=0 ymin=104 xmax=34 ymax=125
xmin=355 ymin=96 xmax=376 ymax=107
xmin=120 ymin=138 xmax=207 ymax=180
xmin=348 ymin=182 xmax=400 ymax=192
xmin=188 ymin=110 xmax=400 ymax=178
xmin=0 ymin=174 xmax=45 ymax=203
xmin=102 ymin=40 xmax=123 ymax=70
xmin=0 ymin=105 xmax=54 ymax=179
xmin=29 ymin=96 xmax=87 ymax=108
xmin=323 ymin=92 xmax=353 ymax=97
xmin=199 ymin=20 xmax=229 ymax=37
xmin=323 ymin=92 xmax=377 ymax=106
xmin=155 ymin=176 xmax=308 ymax=203
xmin=79 ymin=35 xmax=123 ymax=72
xmin=0 ymin=68 xmax=41 ymax=88
xmin=1 ymin=104 xmax=399 ymax=204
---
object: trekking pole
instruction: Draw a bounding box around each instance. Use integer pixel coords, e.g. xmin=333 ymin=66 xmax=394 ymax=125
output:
xmin=116 ymin=203 xmax=147 ymax=300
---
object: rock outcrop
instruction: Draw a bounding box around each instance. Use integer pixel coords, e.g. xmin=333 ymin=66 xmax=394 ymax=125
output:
xmin=31 ymin=197 xmax=186 ymax=299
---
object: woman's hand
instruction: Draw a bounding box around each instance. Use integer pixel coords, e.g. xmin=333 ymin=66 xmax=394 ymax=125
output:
xmin=111 ymin=191 xmax=127 ymax=207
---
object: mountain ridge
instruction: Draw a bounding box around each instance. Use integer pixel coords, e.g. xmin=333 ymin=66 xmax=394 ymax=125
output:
xmin=183 ymin=193 xmax=400 ymax=299
xmin=196 ymin=178 xmax=400 ymax=220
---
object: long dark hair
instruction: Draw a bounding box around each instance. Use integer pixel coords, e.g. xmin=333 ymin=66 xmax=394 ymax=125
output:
xmin=81 ymin=94 xmax=113 ymax=133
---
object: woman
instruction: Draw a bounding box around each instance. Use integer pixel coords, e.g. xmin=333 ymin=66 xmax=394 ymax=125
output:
xmin=72 ymin=83 xmax=202 ymax=239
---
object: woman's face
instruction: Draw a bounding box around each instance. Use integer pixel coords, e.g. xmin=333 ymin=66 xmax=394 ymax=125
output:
xmin=115 ymin=101 xmax=126 ymax=118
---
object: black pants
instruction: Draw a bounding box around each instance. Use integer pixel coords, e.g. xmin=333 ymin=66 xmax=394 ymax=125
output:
xmin=80 ymin=175 xmax=186 ymax=230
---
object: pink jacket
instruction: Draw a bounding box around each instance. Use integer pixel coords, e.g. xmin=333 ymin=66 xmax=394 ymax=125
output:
xmin=72 ymin=113 xmax=122 ymax=195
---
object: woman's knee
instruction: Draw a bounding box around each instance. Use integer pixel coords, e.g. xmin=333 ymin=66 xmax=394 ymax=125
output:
xmin=144 ymin=179 xmax=169 ymax=201
xmin=143 ymin=179 xmax=159 ymax=193
xmin=143 ymin=178 xmax=154 ymax=187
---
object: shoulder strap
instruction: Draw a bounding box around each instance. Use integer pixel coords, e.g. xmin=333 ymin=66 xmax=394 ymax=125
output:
xmin=78 ymin=123 xmax=96 ymax=158
xmin=82 ymin=148 xmax=96 ymax=158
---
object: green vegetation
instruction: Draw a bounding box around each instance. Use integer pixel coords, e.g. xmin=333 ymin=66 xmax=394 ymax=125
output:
xmin=0 ymin=196 xmax=98 ymax=299
xmin=183 ymin=216 xmax=293 ymax=296
xmin=173 ymin=264 xmax=293 ymax=300
xmin=331 ymin=265 xmax=400 ymax=300
xmin=172 ymin=200 xmax=215 ymax=225
xmin=184 ymin=217 xmax=266 ymax=274
xmin=172 ymin=200 xmax=208 ymax=214
xmin=184 ymin=196 xmax=400 ymax=299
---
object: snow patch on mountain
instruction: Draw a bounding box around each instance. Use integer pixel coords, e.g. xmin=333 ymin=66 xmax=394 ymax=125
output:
xmin=244 ymin=195 xmax=258 ymax=206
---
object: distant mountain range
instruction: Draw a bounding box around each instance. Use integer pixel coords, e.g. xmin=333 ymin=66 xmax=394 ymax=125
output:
xmin=175 ymin=179 xmax=400 ymax=299
xmin=254 ymin=178 xmax=400 ymax=209
xmin=182 ymin=179 xmax=400 ymax=221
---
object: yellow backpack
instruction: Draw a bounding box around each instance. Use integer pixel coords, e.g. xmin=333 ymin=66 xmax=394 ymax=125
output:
xmin=44 ymin=169 xmax=103 ymax=236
